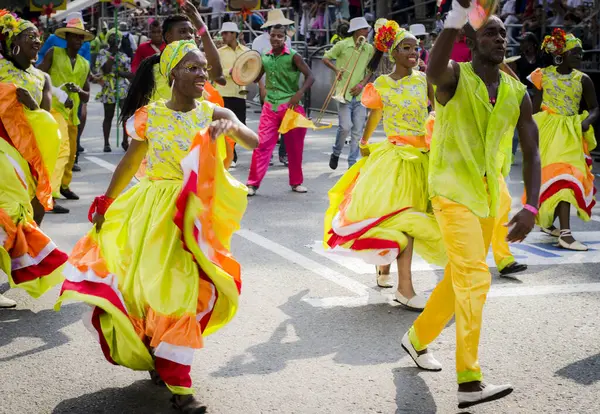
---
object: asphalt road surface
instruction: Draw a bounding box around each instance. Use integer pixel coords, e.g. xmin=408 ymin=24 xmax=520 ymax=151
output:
xmin=2 ymin=92 xmax=600 ymax=414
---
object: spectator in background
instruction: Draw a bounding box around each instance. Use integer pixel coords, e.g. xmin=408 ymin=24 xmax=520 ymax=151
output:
xmin=449 ymin=28 xmax=471 ymax=63
xmin=131 ymin=19 xmax=165 ymax=73
xmin=364 ymin=12 xmax=375 ymax=42
xmin=348 ymin=0 xmax=362 ymax=18
xmin=207 ymin=0 xmax=227 ymax=30
xmin=513 ymin=32 xmax=543 ymax=93
xmin=330 ymin=20 xmax=349 ymax=43
xmin=500 ymin=0 xmax=519 ymax=45
xmin=36 ymin=24 xmax=91 ymax=66
xmin=118 ymin=21 xmax=137 ymax=59
xmin=89 ymin=27 xmax=105 ymax=72
xmin=410 ymin=24 xmax=429 ymax=71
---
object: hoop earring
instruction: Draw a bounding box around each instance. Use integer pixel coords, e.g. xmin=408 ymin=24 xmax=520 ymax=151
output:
xmin=554 ymin=55 xmax=563 ymax=65
xmin=170 ymin=77 xmax=175 ymax=95
xmin=11 ymin=45 xmax=20 ymax=56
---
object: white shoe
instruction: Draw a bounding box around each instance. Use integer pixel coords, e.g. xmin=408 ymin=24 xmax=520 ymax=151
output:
xmin=558 ymin=230 xmax=588 ymax=251
xmin=394 ymin=291 xmax=427 ymax=311
xmin=541 ymin=226 xmax=560 ymax=237
xmin=292 ymin=185 xmax=308 ymax=193
xmin=376 ymin=266 xmax=393 ymax=288
xmin=247 ymin=186 xmax=257 ymax=197
xmin=401 ymin=332 xmax=442 ymax=371
xmin=0 ymin=293 xmax=16 ymax=308
xmin=229 ymin=161 xmax=237 ymax=168
xmin=457 ymin=383 xmax=513 ymax=409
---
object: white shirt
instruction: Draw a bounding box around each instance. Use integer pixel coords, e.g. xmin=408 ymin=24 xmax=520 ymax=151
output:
xmin=208 ymin=0 xmax=226 ymax=14
xmin=501 ymin=0 xmax=516 ymax=15
xmin=251 ymin=33 xmax=293 ymax=55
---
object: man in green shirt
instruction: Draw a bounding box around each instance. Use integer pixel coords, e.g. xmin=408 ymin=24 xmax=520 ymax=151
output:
xmin=400 ymin=2 xmax=541 ymax=410
xmin=323 ymin=17 xmax=374 ymax=170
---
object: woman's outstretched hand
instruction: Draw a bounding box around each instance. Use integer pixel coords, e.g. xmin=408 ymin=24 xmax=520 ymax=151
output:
xmin=93 ymin=213 xmax=105 ymax=232
xmin=208 ymin=119 xmax=239 ymax=141
xmin=16 ymin=87 xmax=39 ymax=110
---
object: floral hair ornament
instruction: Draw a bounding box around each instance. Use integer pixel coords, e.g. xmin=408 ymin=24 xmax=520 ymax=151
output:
xmin=0 ymin=10 xmax=35 ymax=48
xmin=541 ymin=28 xmax=567 ymax=55
xmin=374 ymin=18 xmax=400 ymax=53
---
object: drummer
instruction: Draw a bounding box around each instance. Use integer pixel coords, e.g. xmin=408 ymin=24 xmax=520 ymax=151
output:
xmin=246 ymin=23 xmax=315 ymax=196
xmin=216 ymin=22 xmax=249 ymax=169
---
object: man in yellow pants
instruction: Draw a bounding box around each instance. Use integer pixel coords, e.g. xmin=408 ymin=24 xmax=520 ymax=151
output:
xmin=400 ymin=2 xmax=541 ymax=410
xmin=39 ymin=13 xmax=92 ymax=211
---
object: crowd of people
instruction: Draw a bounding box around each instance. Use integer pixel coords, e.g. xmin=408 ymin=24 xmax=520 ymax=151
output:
xmin=0 ymin=0 xmax=598 ymax=411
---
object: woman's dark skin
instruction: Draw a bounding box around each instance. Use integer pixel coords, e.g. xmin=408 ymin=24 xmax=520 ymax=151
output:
xmin=6 ymin=27 xmax=53 ymax=225
xmin=532 ymin=46 xmax=599 ymax=244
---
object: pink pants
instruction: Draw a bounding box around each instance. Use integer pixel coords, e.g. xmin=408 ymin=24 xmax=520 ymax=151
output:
xmin=247 ymin=102 xmax=306 ymax=188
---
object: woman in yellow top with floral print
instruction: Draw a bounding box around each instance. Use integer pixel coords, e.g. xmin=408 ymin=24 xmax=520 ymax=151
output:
xmin=528 ymin=29 xmax=599 ymax=251
xmin=323 ymin=21 xmax=446 ymax=311
xmin=0 ymin=11 xmax=66 ymax=308
xmin=55 ymin=41 xmax=258 ymax=413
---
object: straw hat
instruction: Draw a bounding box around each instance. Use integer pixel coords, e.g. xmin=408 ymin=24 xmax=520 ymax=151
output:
xmin=220 ymin=22 xmax=240 ymax=33
xmin=348 ymin=17 xmax=370 ymax=33
xmin=231 ymin=50 xmax=262 ymax=86
xmin=261 ymin=9 xmax=294 ymax=29
xmin=55 ymin=12 xmax=94 ymax=42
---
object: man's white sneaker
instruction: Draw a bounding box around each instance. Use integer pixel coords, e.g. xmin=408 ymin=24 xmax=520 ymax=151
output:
xmin=0 ymin=293 xmax=16 ymax=308
xmin=457 ymin=383 xmax=513 ymax=409
xmin=401 ymin=332 xmax=442 ymax=371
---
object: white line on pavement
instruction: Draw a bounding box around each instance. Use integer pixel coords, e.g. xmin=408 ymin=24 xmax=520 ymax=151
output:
xmin=236 ymin=229 xmax=372 ymax=296
xmin=85 ymin=156 xmax=117 ymax=172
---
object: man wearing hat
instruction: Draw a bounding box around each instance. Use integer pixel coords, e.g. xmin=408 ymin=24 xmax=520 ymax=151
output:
xmin=323 ymin=16 xmax=374 ymax=170
xmin=251 ymin=9 xmax=294 ymax=166
xmin=39 ymin=12 xmax=93 ymax=208
xmin=216 ymin=22 xmax=249 ymax=168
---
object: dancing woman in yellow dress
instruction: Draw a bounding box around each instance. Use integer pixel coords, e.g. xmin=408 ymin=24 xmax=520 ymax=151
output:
xmin=528 ymin=30 xmax=598 ymax=251
xmin=0 ymin=11 xmax=66 ymax=308
xmin=55 ymin=41 xmax=258 ymax=413
xmin=323 ymin=21 xmax=446 ymax=311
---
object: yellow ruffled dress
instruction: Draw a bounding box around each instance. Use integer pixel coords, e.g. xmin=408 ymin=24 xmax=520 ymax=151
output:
xmin=324 ymin=72 xmax=446 ymax=267
xmin=55 ymin=100 xmax=248 ymax=395
xmin=528 ymin=66 xmax=596 ymax=227
xmin=0 ymin=59 xmax=66 ymax=298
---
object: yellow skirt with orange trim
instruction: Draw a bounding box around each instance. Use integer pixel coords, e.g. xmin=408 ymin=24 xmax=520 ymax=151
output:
xmin=55 ymin=131 xmax=247 ymax=384
xmin=323 ymin=140 xmax=447 ymax=267
xmin=529 ymin=110 xmax=596 ymax=227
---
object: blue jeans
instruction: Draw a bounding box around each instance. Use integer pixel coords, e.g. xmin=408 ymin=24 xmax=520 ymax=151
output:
xmin=332 ymin=97 xmax=366 ymax=167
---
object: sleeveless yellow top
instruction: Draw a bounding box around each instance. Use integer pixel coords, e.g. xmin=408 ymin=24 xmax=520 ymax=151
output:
xmin=48 ymin=47 xmax=90 ymax=125
xmin=530 ymin=66 xmax=583 ymax=116
xmin=0 ymin=58 xmax=46 ymax=105
xmin=429 ymin=63 xmax=526 ymax=217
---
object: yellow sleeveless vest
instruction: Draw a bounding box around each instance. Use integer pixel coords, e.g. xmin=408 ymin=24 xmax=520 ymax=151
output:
xmin=49 ymin=47 xmax=90 ymax=125
xmin=429 ymin=63 xmax=526 ymax=217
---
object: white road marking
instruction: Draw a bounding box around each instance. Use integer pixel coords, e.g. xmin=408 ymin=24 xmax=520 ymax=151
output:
xmin=85 ymin=156 xmax=117 ymax=172
xmin=237 ymin=229 xmax=373 ymax=296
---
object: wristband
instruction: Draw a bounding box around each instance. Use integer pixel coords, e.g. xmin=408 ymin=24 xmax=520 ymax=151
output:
xmin=523 ymin=204 xmax=538 ymax=216
xmin=444 ymin=0 xmax=473 ymax=29
xmin=88 ymin=195 xmax=115 ymax=223
xmin=197 ymin=25 xmax=207 ymax=37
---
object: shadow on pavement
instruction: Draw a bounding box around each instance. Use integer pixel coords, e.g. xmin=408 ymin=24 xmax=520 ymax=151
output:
xmin=393 ymin=366 xmax=437 ymax=414
xmin=555 ymin=353 xmax=600 ymax=385
xmin=0 ymin=302 xmax=84 ymax=362
xmin=211 ymin=289 xmax=422 ymax=378
xmin=52 ymin=380 xmax=172 ymax=414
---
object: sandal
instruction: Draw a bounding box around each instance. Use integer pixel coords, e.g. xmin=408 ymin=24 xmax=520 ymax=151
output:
xmin=499 ymin=262 xmax=528 ymax=276
xmin=541 ymin=226 xmax=560 ymax=237
xmin=558 ymin=229 xmax=588 ymax=251
xmin=376 ymin=266 xmax=393 ymax=288
xmin=171 ymin=395 xmax=207 ymax=414
xmin=149 ymin=370 xmax=166 ymax=387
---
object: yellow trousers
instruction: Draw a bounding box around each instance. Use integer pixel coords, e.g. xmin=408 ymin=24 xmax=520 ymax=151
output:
xmin=50 ymin=112 xmax=77 ymax=195
xmin=409 ymin=196 xmax=495 ymax=384
xmin=492 ymin=176 xmax=515 ymax=272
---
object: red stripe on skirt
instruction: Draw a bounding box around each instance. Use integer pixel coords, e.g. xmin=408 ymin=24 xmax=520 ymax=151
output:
xmin=540 ymin=180 xmax=596 ymax=216
xmin=155 ymin=356 xmax=192 ymax=388
xmin=91 ymin=306 xmax=118 ymax=365
xmin=60 ymin=279 xmax=129 ymax=316
xmin=11 ymin=248 xmax=68 ymax=284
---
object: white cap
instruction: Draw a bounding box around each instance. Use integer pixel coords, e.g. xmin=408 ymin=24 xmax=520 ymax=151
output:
xmin=409 ymin=24 xmax=428 ymax=37
xmin=348 ymin=17 xmax=370 ymax=33
xmin=220 ymin=22 xmax=240 ymax=33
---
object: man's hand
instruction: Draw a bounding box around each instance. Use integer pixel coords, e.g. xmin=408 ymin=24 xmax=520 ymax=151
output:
xmin=349 ymin=84 xmax=362 ymax=97
xmin=182 ymin=0 xmax=206 ymax=31
xmin=335 ymin=69 xmax=344 ymax=81
xmin=582 ymin=119 xmax=591 ymax=132
xmin=360 ymin=144 xmax=370 ymax=157
xmin=287 ymin=92 xmax=302 ymax=108
xmin=64 ymin=97 xmax=74 ymax=109
xmin=505 ymin=208 xmax=536 ymax=243
xmin=16 ymin=88 xmax=39 ymax=110
xmin=65 ymin=82 xmax=81 ymax=94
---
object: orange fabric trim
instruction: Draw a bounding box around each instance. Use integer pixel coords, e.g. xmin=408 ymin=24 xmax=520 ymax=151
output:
xmin=541 ymin=105 xmax=556 ymax=115
xmin=130 ymin=307 xmax=204 ymax=349
xmin=361 ymin=83 xmax=383 ymax=110
xmin=134 ymin=106 xmax=148 ymax=141
xmin=0 ymin=83 xmax=53 ymax=210
xmin=522 ymin=161 xmax=594 ymax=203
xmin=0 ymin=207 xmax=49 ymax=259
xmin=530 ymin=68 xmax=543 ymax=90
xmin=203 ymin=82 xmax=224 ymax=107
xmin=68 ymin=234 xmax=111 ymax=278
xmin=337 ymin=174 xmax=360 ymax=227
xmin=388 ymin=134 xmax=429 ymax=150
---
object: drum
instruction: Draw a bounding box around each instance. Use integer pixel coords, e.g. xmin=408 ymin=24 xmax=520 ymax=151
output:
xmin=469 ymin=0 xmax=500 ymax=30
xmin=231 ymin=50 xmax=262 ymax=87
